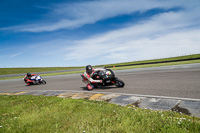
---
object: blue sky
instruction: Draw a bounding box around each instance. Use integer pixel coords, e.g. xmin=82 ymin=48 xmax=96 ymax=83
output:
xmin=0 ymin=0 xmax=200 ymax=67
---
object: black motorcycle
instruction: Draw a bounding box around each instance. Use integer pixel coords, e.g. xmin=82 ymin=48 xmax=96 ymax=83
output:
xmin=81 ymin=69 xmax=125 ymax=90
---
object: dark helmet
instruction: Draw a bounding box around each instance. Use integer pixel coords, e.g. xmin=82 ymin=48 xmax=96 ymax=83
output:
xmin=27 ymin=73 xmax=31 ymax=77
xmin=86 ymin=65 xmax=93 ymax=74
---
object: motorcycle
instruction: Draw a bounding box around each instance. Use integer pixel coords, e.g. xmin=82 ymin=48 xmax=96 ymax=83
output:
xmin=81 ymin=69 xmax=125 ymax=90
xmin=23 ymin=74 xmax=46 ymax=86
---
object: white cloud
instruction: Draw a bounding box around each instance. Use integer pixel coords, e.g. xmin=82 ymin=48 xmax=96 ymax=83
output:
xmin=1 ymin=0 xmax=188 ymax=32
xmin=2 ymin=0 xmax=199 ymax=66
xmin=10 ymin=53 xmax=23 ymax=58
xmin=63 ymin=8 xmax=200 ymax=65
xmin=65 ymin=28 xmax=200 ymax=65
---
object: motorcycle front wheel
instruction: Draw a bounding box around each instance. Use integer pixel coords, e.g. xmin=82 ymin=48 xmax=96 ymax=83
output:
xmin=115 ymin=78 xmax=125 ymax=87
xmin=40 ymin=80 xmax=46 ymax=84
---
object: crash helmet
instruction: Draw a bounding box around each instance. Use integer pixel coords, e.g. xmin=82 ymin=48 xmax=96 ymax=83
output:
xmin=27 ymin=73 xmax=31 ymax=77
xmin=86 ymin=65 xmax=93 ymax=74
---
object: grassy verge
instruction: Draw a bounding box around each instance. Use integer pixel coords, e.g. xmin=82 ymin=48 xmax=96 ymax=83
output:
xmin=1 ymin=54 xmax=200 ymax=76
xmin=0 ymin=67 xmax=84 ymax=75
xmin=1 ymin=60 xmax=200 ymax=80
xmin=0 ymin=95 xmax=199 ymax=133
xmin=0 ymin=70 xmax=85 ymax=80
xmin=111 ymin=59 xmax=200 ymax=70
xmin=0 ymin=54 xmax=200 ymax=80
xmin=103 ymin=53 xmax=200 ymax=68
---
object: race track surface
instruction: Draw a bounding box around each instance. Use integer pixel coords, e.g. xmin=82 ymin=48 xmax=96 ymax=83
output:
xmin=0 ymin=64 xmax=200 ymax=99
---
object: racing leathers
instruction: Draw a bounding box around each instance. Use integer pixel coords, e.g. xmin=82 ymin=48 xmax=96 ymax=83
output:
xmin=24 ymin=74 xmax=41 ymax=84
xmin=83 ymin=68 xmax=105 ymax=89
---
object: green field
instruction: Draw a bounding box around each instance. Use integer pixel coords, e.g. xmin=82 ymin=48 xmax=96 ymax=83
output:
xmin=111 ymin=59 xmax=200 ymax=71
xmin=0 ymin=67 xmax=84 ymax=75
xmin=0 ymin=95 xmax=199 ymax=133
xmin=1 ymin=55 xmax=200 ymax=132
xmin=103 ymin=53 xmax=200 ymax=68
xmin=0 ymin=54 xmax=200 ymax=80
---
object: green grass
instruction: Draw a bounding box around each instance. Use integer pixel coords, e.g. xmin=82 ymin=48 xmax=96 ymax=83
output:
xmin=0 ymin=95 xmax=199 ymax=133
xmin=103 ymin=53 xmax=200 ymax=68
xmin=0 ymin=54 xmax=200 ymax=80
xmin=111 ymin=59 xmax=200 ymax=70
xmin=0 ymin=70 xmax=85 ymax=80
xmin=1 ymin=60 xmax=200 ymax=80
xmin=0 ymin=67 xmax=84 ymax=75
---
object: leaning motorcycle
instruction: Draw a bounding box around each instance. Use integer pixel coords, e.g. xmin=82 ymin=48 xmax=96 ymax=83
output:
xmin=23 ymin=75 xmax=46 ymax=86
xmin=81 ymin=69 xmax=125 ymax=90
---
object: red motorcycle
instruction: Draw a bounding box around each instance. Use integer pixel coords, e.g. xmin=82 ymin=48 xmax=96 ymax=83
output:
xmin=23 ymin=74 xmax=46 ymax=86
xmin=81 ymin=69 xmax=125 ymax=90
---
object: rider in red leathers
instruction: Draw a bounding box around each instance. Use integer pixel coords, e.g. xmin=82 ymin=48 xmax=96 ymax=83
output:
xmin=83 ymin=65 xmax=105 ymax=90
xmin=24 ymin=73 xmax=41 ymax=85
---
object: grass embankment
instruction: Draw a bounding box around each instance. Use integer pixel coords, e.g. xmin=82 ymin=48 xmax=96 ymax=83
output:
xmin=0 ymin=54 xmax=200 ymax=80
xmin=0 ymin=95 xmax=199 ymax=133
xmin=103 ymin=53 xmax=200 ymax=68
xmin=0 ymin=70 xmax=85 ymax=80
xmin=110 ymin=59 xmax=200 ymax=71
xmin=0 ymin=67 xmax=84 ymax=75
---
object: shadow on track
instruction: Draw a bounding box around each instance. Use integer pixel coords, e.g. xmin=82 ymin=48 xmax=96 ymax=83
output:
xmin=81 ymin=86 xmax=121 ymax=91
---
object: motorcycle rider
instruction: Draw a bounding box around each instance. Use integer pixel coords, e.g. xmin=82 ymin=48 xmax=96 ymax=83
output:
xmin=26 ymin=73 xmax=41 ymax=82
xmin=83 ymin=65 xmax=105 ymax=90
xmin=27 ymin=72 xmax=35 ymax=79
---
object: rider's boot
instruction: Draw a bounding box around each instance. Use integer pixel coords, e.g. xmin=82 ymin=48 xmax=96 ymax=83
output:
xmin=87 ymin=84 xmax=93 ymax=90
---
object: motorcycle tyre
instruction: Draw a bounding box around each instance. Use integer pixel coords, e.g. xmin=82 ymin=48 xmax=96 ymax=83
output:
xmin=40 ymin=80 xmax=46 ymax=84
xmin=115 ymin=78 xmax=125 ymax=87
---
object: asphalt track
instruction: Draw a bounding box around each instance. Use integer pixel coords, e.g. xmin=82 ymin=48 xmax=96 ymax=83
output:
xmin=0 ymin=63 xmax=200 ymax=99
